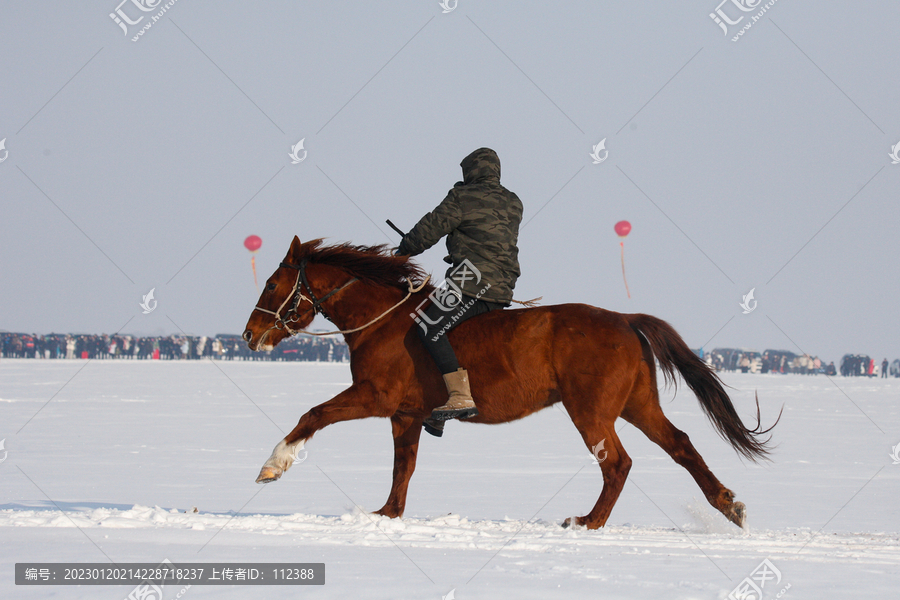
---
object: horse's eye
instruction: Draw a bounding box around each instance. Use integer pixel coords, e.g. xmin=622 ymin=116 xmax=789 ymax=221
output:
xmin=266 ymin=282 xmax=277 ymax=291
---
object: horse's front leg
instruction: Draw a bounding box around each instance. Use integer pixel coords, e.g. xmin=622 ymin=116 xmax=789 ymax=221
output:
xmin=373 ymin=414 xmax=423 ymax=518
xmin=256 ymin=382 xmax=388 ymax=483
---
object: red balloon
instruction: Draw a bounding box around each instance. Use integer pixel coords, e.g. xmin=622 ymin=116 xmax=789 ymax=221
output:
xmin=244 ymin=235 xmax=262 ymax=252
xmin=614 ymin=220 xmax=632 ymax=238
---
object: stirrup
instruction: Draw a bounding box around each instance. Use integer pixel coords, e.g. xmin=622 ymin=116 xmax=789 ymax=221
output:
xmin=431 ymin=406 xmax=479 ymax=421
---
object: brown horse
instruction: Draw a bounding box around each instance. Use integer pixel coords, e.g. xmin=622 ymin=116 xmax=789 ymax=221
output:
xmin=242 ymin=237 xmax=776 ymax=529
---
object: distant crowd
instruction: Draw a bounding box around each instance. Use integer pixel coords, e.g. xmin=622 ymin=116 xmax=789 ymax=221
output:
xmin=3 ymin=334 xmax=896 ymax=377
xmin=700 ymin=348 xmax=899 ymax=378
xmin=838 ymin=354 xmax=899 ymax=378
xmin=0 ymin=332 xmax=349 ymax=362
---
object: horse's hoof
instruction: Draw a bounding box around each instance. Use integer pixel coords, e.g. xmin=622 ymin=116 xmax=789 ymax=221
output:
xmin=561 ymin=516 xmax=582 ymax=529
xmin=728 ymin=501 xmax=747 ymax=528
xmin=256 ymin=465 xmax=283 ymax=484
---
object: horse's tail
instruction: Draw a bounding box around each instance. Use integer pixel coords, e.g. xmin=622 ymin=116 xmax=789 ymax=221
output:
xmin=626 ymin=313 xmax=779 ymax=462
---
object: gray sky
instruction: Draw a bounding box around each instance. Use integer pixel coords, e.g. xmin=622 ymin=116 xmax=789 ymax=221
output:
xmin=1 ymin=0 xmax=898 ymax=364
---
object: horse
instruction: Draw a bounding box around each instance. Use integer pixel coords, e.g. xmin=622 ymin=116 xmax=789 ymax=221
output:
xmin=242 ymin=236 xmax=777 ymax=529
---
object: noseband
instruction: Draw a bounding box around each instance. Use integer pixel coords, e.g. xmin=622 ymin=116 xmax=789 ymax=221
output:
xmin=253 ymin=259 xmax=358 ymax=335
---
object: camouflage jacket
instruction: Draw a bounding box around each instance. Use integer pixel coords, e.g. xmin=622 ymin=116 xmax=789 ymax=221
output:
xmin=398 ymin=148 xmax=522 ymax=305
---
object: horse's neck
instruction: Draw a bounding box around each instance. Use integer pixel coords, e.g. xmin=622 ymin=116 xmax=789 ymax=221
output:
xmin=325 ymin=281 xmax=409 ymax=339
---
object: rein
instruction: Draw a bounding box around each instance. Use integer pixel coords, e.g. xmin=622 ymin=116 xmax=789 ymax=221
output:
xmin=253 ymin=259 xmax=430 ymax=338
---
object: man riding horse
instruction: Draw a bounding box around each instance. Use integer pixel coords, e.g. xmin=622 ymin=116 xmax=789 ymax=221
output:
xmin=244 ymin=146 xmax=776 ymax=530
xmin=397 ymin=147 xmax=523 ymax=438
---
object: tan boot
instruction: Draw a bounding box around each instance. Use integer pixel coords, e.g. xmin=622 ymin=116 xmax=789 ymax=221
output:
xmin=431 ymin=368 xmax=479 ymax=421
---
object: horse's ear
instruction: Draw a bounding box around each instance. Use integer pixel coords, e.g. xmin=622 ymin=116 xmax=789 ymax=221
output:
xmin=288 ymin=235 xmax=303 ymax=258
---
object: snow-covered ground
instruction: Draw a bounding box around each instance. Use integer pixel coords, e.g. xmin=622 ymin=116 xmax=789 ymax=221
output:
xmin=1 ymin=359 xmax=898 ymax=599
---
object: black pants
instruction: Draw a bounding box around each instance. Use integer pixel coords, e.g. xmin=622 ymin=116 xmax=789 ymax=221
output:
xmin=417 ymin=296 xmax=503 ymax=375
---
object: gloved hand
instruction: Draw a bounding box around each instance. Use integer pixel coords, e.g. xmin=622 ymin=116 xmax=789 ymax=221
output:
xmin=396 ymin=237 xmax=411 ymax=256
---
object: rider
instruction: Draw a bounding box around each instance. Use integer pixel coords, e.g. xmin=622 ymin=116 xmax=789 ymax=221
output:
xmin=397 ymin=147 xmax=523 ymax=437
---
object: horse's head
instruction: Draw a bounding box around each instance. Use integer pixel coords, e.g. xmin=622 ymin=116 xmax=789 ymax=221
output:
xmin=243 ymin=236 xmax=430 ymax=350
xmin=243 ymin=236 xmax=316 ymax=351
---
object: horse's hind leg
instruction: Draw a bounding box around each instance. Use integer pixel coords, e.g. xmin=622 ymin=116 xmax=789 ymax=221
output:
xmin=374 ymin=415 xmax=423 ymax=518
xmin=621 ymin=378 xmax=746 ymax=527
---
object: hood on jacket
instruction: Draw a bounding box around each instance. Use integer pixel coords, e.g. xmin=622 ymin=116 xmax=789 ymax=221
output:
xmin=460 ymin=148 xmax=501 ymax=184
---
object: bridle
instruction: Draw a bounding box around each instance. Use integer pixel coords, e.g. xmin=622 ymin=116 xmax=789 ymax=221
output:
xmin=250 ymin=257 xmax=432 ymax=342
xmin=253 ymin=259 xmax=358 ymax=336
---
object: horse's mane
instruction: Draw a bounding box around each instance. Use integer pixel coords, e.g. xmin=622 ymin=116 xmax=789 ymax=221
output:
xmin=302 ymin=239 xmax=430 ymax=290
